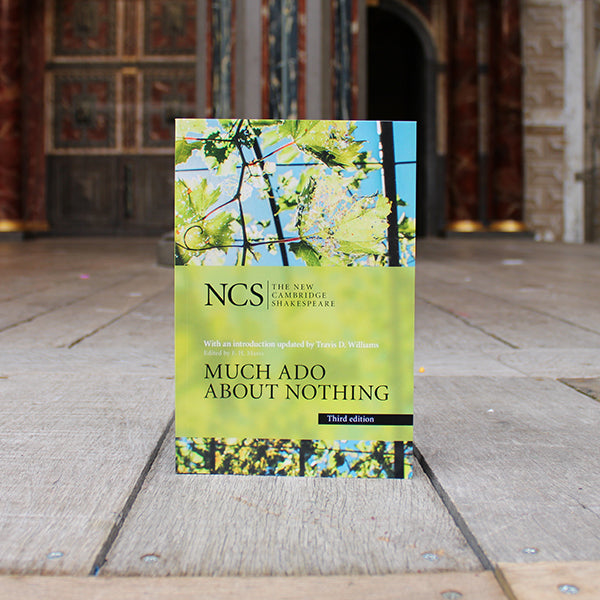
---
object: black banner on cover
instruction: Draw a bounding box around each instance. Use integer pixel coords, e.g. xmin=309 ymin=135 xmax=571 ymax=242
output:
xmin=318 ymin=413 xmax=413 ymax=426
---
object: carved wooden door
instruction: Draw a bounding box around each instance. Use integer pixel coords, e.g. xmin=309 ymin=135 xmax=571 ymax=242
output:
xmin=46 ymin=0 xmax=196 ymax=234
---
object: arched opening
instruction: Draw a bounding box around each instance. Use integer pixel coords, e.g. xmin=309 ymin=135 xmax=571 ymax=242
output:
xmin=367 ymin=2 xmax=438 ymax=236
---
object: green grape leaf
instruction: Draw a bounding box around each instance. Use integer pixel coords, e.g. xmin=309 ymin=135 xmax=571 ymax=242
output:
xmin=278 ymin=120 xmax=319 ymax=142
xmin=175 ymin=139 xmax=193 ymax=165
xmin=202 ymin=212 xmax=236 ymax=248
xmin=175 ymin=138 xmax=213 ymax=165
xmin=398 ymin=215 xmax=416 ymax=239
xmin=374 ymin=193 xmax=392 ymax=218
xmin=250 ymin=119 xmax=283 ymax=128
xmin=296 ymin=121 xmax=367 ymax=169
xmin=289 ymin=240 xmax=321 ymax=266
xmin=333 ymin=195 xmax=390 ymax=255
xmin=298 ymin=144 xmax=345 ymax=168
xmin=277 ymin=143 xmax=302 ymax=164
xmin=178 ymin=212 xmax=235 ymax=257
xmin=203 ymin=131 xmax=234 ymax=165
xmin=175 ymin=179 xmax=223 ymax=228
xmin=189 ymin=179 xmax=221 ymax=215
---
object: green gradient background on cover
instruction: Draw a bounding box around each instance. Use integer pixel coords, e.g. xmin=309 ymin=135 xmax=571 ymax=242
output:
xmin=175 ymin=265 xmax=414 ymax=441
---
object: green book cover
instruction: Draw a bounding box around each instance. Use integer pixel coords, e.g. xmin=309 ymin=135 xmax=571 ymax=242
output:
xmin=174 ymin=119 xmax=416 ymax=478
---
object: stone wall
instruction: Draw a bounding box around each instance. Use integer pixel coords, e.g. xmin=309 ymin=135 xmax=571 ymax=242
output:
xmin=521 ymin=0 xmax=594 ymax=243
xmin=522 ymin=0 xmax=566 ymax=242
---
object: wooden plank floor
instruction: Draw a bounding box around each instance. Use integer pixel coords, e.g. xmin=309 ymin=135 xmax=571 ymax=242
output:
xmin=101 ymin=445 xmax=479 ymax=576
xmin=414 ymin=239 xmax=600 ymax=571
xmin=1 ymin=237 xmax=599 ymax=596
xmin=0 ymin=239 xmax=174 ymax=576
xmin=0 ymin=572 xmax=507 ymax=599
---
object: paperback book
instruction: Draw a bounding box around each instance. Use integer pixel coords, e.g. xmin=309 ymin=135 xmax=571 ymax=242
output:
xmin=175 ymin=118 xmax=416 ymax=478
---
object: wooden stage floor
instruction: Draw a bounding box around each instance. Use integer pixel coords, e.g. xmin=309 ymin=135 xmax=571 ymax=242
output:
xmin=1 ymin=237 xmax=599 ymax=599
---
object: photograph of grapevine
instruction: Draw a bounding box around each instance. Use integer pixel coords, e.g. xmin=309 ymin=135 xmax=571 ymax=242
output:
xmin=176 ymin=437 xmax=413 ymax=479
xmin=175 ymin=119 xmax=416 ymax=267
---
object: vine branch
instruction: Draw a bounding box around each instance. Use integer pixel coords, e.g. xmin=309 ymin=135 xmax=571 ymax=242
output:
xmin=252 ymin=138 xmax=289 ymax=266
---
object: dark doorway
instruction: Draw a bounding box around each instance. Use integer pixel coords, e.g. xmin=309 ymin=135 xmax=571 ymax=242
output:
xmin=367 ymin=5 xmax=432 ymax=236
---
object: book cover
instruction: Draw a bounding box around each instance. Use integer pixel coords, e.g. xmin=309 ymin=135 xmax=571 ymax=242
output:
xmin=175 ymin=119 xmax=416 ymax=478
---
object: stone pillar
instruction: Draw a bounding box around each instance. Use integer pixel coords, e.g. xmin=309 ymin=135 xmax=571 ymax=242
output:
xmin=563 ymin=0 xmax=585 ymax=243
xmin=446 ymin=0 xmax=484 ymax=232
xmin=488 ymin=0 xmax=526 ymax=232
xmin=0 ymin=0 xmax=23 ymax=234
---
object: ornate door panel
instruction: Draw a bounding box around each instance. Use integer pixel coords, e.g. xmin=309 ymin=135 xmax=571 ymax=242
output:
xmin=48 ymin=156 xmax=119 ymax=233
xmin=46 ymin=0 xmax=196 ymax=234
